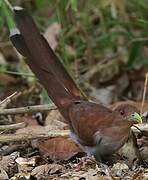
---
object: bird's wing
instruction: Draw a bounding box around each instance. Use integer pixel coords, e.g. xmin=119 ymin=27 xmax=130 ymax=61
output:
xmin=69 ymin=100 xmax=113 ymax=146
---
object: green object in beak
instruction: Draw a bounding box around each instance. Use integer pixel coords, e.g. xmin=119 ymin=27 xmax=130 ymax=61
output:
xmin=130 ymin=112 xmax=142 ymax=124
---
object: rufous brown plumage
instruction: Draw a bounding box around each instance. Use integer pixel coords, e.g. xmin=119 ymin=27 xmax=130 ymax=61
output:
xmin=10 ymin=7 xmax=142 ymax=163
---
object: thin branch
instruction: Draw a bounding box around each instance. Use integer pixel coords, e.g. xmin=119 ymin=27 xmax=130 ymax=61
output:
xmin=1 ymin=70 xmax=35 ymax=78
xmin=3 ymin=0 xmax=13 ymax=11
xmin=0 ymin=124 xmax=147 ymax=143
xmin=130 ymin=37 xmax=148 ymax=43
xmin=131 ymin=124 xmax=148 ymax=134
xmin=140 ymin=73 xmax=148 ymax=115
xmin=0 ymin=122 xmax=26 ymax=131
xmin=0 ymin=130 xmax=70 ymax=143
xmin=0 ymin=91 xmax=18 ymax=109
xmin=0 ymin=104 xmax=57 ymax=115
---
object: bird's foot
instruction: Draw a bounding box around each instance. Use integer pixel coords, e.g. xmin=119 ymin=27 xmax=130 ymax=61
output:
xmin=74 ymin=156 xmax=97 ymax=171
xmin=74 ymin=157 xmax=86 ymax=171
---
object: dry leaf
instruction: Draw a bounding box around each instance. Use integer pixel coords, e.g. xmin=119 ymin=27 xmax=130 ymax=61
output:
xmin=71 ymin=168 xmax=99 ymax=180
xmin=44 ymin=22 xmax=61 ymax=50
xmin=45 ymin=109 xmax=68 ymax=129
xmin=9 ymin=172 xmax=32 ymax=180
xmin=118 ymin=135 xmax=138 ymax=168
xmin=0 ymin=168 xmax=9 ymax=180
xmin=15 ymin=157 xmax=36 ymax=166
xmin=15 ymin=115 xmax=39 ymax=126
xmin=111 ymin=162 xmax=129 ymax=176
xmin=31 ymin=164 xmax=65 ymax=177
xmin=139 ymin=137 xmax=148 ymax=162
xmin=38 ymin=137 xmax=81 ymax=161
xmin=15 ymin=156 xmax=41 ymax=174
xmin=16 ymin=125 xmax=46 ymax=135
xmin=0 ymin=152 xmax=19 ymax=177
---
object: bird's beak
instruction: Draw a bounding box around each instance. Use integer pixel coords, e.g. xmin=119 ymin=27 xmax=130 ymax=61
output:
xmin=129 ymin=112 xmax=142 ymax=124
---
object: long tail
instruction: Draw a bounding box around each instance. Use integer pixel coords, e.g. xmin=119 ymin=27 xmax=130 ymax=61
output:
xmin=10 ymin=7 xmax=84 ymax=121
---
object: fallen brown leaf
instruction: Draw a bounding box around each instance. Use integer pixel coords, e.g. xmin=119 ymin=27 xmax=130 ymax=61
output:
xmin=111 ymin=162 xmax=129 ymax=177
xmin=31 ymin=163 xmax=65 ymax=177
xmin=38 ymin=137 xmax=81 ymax=161
xmin=0 ymin=152 xmax=19 ymax=177
xmin=15 ymin=115 xmax=39 ymax=126
xmin=15 ymin=157 xmax=36 ymax=166
xmin=45 ymin=109 xmax=68 ymax=129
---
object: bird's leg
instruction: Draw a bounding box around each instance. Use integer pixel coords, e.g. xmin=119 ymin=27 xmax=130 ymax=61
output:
xmin=74 ymin=157 xmax=86 ymax=171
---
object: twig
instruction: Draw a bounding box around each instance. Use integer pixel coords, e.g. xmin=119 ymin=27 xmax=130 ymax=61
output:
xmin=0 ymin=122 xmax=26 ymax=131
xmin=131 ymin=124 xmax=148 ymax=134
xmin=3 ymin=0 xmax=13 ymax=11
xmin=130 ymin=37 xmax=148 ymax=44
xmin=1 ymin=70 xmax=35 ymax=78
xmin=0 ymin=91 xmax=18 ymax=109
xmin=0 ymin=104 xmax=57 ymax=115
xmin=140 ymin=73 xmax=148 ymax=115
xmin=0 ymin=130 xmax=70 ymax=143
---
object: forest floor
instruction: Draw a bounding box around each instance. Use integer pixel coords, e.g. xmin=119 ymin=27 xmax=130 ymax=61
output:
xmin=0 ymin=0 xmax=148 ymax=179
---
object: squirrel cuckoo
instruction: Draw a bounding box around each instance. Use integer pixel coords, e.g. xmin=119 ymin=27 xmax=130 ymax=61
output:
xmin=10 ymin=7 xmax=142 ymax=163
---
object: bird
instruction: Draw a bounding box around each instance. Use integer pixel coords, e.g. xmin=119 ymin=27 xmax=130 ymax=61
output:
xmin=10 ymin=7 xmax=142 ymax=163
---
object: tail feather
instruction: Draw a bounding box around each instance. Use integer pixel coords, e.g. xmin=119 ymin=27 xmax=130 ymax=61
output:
xmin=10 ymin=30 xmax=78 ymax=121
xmin=12 ymin=7 xmax=82 ymax=98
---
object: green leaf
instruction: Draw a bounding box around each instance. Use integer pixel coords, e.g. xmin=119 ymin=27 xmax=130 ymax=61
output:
xmin=35 ymin=0 xmax=49 ymax=9
xmin=70 ymin=0 xmax=77 ymax=12
xmin=126 ymin=41 xmax=142 ymax=69
xmin=1 ymin=1 xmax=16 ymax=31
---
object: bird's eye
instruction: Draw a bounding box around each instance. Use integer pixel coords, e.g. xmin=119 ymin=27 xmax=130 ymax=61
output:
xmin=120 ymin=110 xmax=125 ymax=116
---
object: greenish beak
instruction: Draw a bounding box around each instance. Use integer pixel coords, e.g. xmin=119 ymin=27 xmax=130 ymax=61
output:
xmin=129 ymin=112 xmax=142 ymax=124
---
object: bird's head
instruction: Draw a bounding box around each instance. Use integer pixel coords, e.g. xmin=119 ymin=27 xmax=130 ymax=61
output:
xmin=114 ymin=104 xmax=142 ymax=124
